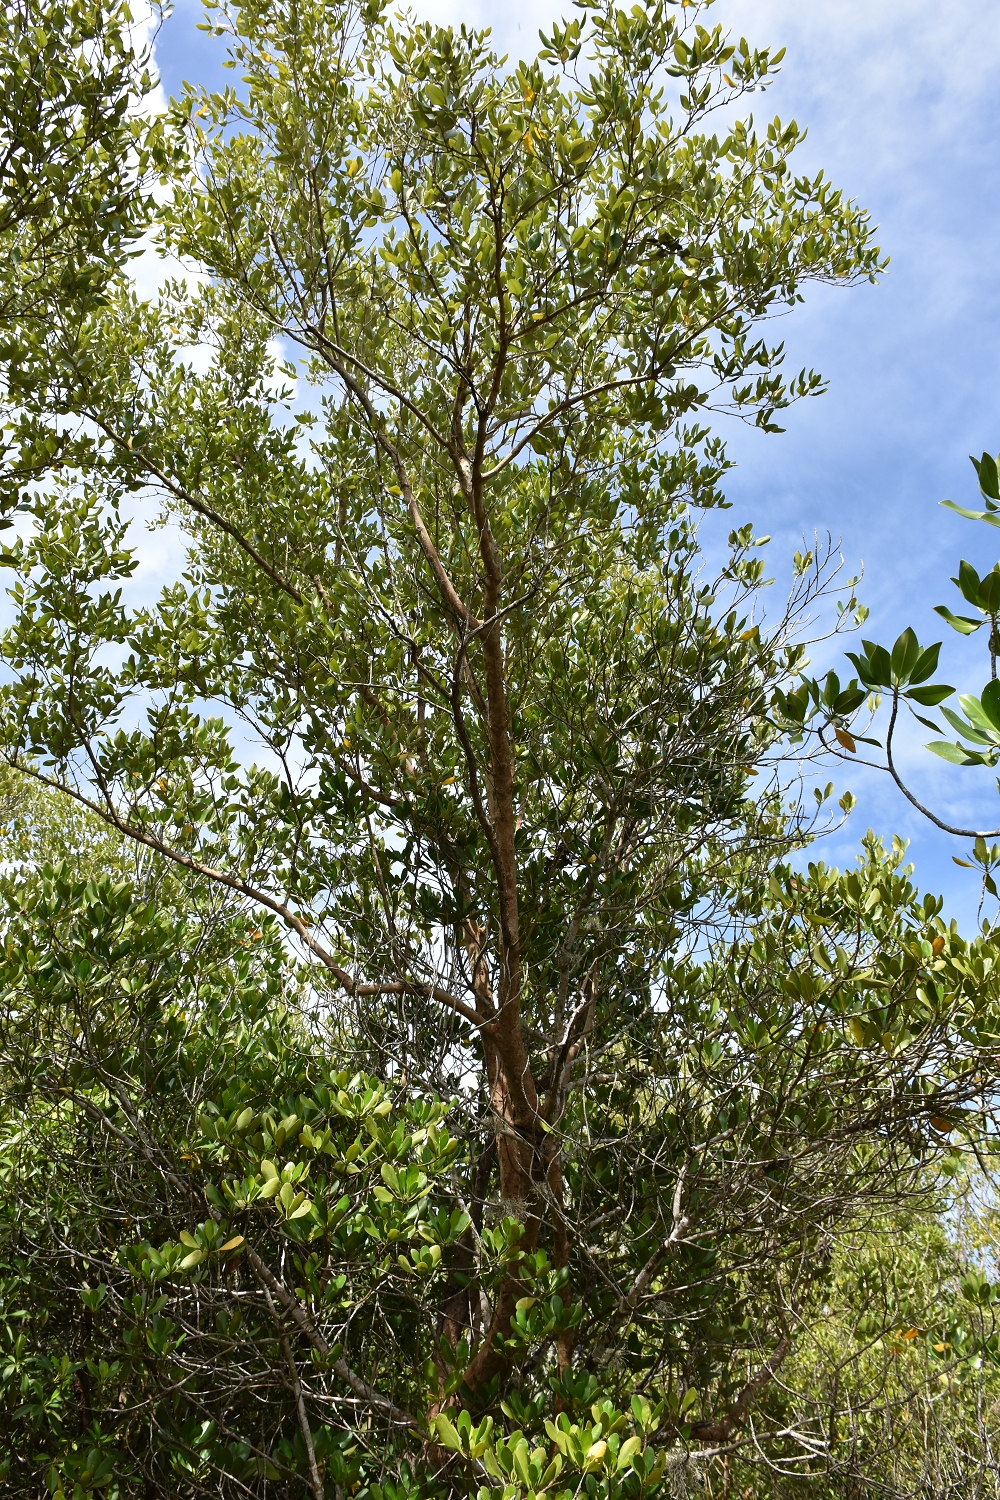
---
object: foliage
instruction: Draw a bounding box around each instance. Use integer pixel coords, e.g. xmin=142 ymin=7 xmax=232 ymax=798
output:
xmin=790 ymin=447 xmax=1000 ymax=911
xmin=0 ymin=0 xmax=175 ymax=515
xmin=1 ymin=1 xmax=999 ymax=1497
xmin=732 ymin=1190 xmax=1000 ymax=1497
xmin=4 ymin=802 xmax=1000 ymax=1498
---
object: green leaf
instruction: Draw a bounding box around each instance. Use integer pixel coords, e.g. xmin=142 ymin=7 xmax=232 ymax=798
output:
xmin=909 ymin=643 xmax=942 ymax=685
xmin=982 ymin=679 xmax=1000 ymax=731
xmin=973 ymin=451 xmax=1000 ymax=501
xmin=958 ymin=694 xmax=1000 ymax=735
xmin=890 ymin=628 xmax=921 ymax=684
xmin=431 ymin=1413 xmax=463 ymax=1453
xmin=906 ymin=683 xmax=953 ymax=706
xmin=927 ymin=741 xmax=987 ymax=765
xmin=847 ymin=643 xmax=890 ymax=689
xmin=934 ymin=605 xmax=982 ymax=635
xmin=833 ymin=685 xmax=866 ymax=715
xmin=957 ymin=560 xmax=982 ymax=607
xmin=941 ymin=499 xmax=1000 ymax=529
xmin=940 ymin=705 xmax=995 ymax=745
xmin=617 ymin=1437 xmax=643 ymax=1471
xmin=980 ymin=568 xmax=1000 ymax=613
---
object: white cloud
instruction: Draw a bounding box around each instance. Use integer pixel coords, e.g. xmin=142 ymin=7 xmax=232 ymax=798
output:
xmin=128 ymin=0 xmax=168 ymax=118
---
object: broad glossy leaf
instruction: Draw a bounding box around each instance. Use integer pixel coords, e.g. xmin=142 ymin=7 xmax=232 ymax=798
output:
xmin=958 ymin=694 xmax=1000 ymax=736
xmin=982 ymin=678 xmax=1000 ymax=731
xmin=980 ymin=568 xmax=1000 ymax=614
xmin=934 ymin=605 xmax=982 ymax=635
xmin=926 ymin=740 xmax=987 ymax=765
xmin=847 ymin=643 xmax=891 ymax=689
xmin=908 ymin=643 xmax=942 ymax=685
xmin=905 ymin=683 xmax=953 ymax=706
xmin=890 ymin=628 xmax=921 ymax=683
xmin=833 ymin=686 xmax=866 ymax=715
xmin=957 ymin=560 xmax=982 ymax=607
xmin=973 ymin=451 xmax=1000 ymax=501
xmin=940 ymin=705 xmax=996 ymax=745
xmin=941 ymin=499 xmax=1000 ymax=529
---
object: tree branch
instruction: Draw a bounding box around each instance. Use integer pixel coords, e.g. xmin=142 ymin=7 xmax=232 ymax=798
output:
xmin=87 ymin=413 xmax=306 ymax=607
xmin=12 ymin=760 xmax=484 ymax=1032
xmin=884 ymin=689 xmax=1000 ymax=838
xmin=688 ymin=1333 xmax=793 ymax=1444
xmin=590 ymin=1167 xmax=689 ymax=1366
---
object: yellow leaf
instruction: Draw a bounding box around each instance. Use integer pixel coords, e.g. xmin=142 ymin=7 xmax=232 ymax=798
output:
xmin=835 ymin=726 xmax=856 ymax=753
xmin=218 ymin=1235 xmax=245 ymax=1253
xmin=932 ymin=936 xmax=945 ymax=955
xmin=901 ymin=1327 xmax=921 ymax=1340
xmin=929 ymin=1116 xmax=953 ymax=1133
xmin=617 ymin=1436 xmax=642 ymax=1471
xmin=848 ymin=1017 xmax=866 ymax=1046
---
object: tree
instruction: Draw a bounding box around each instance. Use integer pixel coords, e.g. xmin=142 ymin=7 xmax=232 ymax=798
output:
xmin=0 ymin=0 xmax=172 ymax=514
xmin=2 ymin=1 xmax=1000 ymax=1495
xmin=743 ymin=1180 xmax=1000 ymax=1498
xmin=5 ymin=793 xmax=1000 ymax=1499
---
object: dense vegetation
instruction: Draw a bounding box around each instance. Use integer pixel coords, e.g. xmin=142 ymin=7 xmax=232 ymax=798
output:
xmin=0 ymin=1 xmax=998 ymax=1496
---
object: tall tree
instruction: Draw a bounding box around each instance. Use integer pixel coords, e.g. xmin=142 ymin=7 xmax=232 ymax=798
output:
xmin=2 ymin=2 xmax=999 ymax=1496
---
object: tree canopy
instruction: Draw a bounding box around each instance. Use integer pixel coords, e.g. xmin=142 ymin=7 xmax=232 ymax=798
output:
xmin=1 ymin=2 xmax=999 ymax=1497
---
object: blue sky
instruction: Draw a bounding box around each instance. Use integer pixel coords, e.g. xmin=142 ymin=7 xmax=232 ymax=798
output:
xmin=147 ymin=0 xmax=1000 ymax=928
